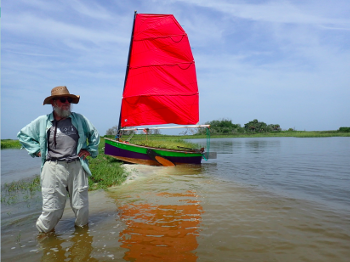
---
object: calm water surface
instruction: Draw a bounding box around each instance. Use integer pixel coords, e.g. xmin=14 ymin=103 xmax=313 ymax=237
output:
xmin=1 ymin=137 xmax=350 ymax=261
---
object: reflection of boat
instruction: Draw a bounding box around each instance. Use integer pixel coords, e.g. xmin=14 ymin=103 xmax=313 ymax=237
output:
xmin=118 ymin=191 xmax=202 ymax=262
xmin=104 ymin=11 xmax=214 ymax=166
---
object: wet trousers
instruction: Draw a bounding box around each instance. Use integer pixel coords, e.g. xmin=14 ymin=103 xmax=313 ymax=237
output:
xmin=36 ymin=160 xmax=89 ymax=233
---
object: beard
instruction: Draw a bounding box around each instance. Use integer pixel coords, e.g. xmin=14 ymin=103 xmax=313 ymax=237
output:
xmin=53 ymin=103 xmax=71 ymax=118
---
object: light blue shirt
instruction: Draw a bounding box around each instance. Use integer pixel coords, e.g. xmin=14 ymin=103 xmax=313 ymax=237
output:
xmin=17 ymin=112 xmax=100 ymax=176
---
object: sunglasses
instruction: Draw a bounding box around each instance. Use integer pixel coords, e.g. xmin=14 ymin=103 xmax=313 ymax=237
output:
xmin=56 ymin=97 xmax=73 ymax=103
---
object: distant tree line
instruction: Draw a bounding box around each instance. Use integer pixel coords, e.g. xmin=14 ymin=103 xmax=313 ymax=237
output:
xmin=105 ymin=122 xmax=350 ymax=136
xmin=196 ymin=119 xmax=281 ymax=135
xmin=338 ymin=127 xmax=350 ymax=132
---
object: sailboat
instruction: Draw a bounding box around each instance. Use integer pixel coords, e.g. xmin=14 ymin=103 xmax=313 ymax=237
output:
xmin=104 ymin=12 xmax=214 ymax=166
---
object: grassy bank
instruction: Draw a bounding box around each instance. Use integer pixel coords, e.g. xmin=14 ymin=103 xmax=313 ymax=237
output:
xmin=1 ymin=139 xmax=22 ymax=149
xmin=88 ymin=138 xmax=128 ymax=190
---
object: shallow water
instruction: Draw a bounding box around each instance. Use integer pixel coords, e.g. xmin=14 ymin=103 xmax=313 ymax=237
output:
xmin=1 ymin=149 xmax=41 ymax=185
xmin=1 ymin=137 xmax=350 ymax=261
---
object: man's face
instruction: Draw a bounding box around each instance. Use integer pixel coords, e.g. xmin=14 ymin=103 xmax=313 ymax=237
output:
xmin=52 ymin=97 xmax=72 ymax=117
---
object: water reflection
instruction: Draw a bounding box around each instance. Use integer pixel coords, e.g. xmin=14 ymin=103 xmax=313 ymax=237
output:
xmin=38 ymin=226 xmax=97 ymax=262
xmin=118 ymin=191 xmax=203 ymax=262
xmin=206 ymin=139 xmax=239 ymax=154
xmin=245 ymin=139 xmax=281 ymax=153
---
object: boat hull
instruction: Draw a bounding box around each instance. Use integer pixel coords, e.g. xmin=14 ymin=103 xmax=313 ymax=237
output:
xmin=104 ymin=138 xmax=203 ymax=166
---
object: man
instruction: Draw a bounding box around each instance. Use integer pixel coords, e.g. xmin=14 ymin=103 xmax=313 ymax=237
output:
xmin=17 ymin=86 xmax=100 ymax=233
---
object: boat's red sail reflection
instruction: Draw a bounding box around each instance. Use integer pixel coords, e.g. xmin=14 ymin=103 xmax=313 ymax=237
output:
xmin=118 ymin=191 xmax=203 ymax=261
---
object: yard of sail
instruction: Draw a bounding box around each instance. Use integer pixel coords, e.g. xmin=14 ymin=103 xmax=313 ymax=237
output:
xmin=120 ymin=14 xmax=199 ymax=128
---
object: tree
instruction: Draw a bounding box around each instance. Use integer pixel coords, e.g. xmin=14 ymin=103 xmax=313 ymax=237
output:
xmin=244 ymin=119 xmax=268 ymax=133
xmin=106 ymin=125 xmax=119 ymax=136
xmin=105 ymin=125 xmax=135 ymax=136
xmin=196 ymin=118 xmax=242 ymax=135
xmin=338 ymin=127 xmax=350 ymax=132
xmin=267 ymin=124 xmax=281 ymax=132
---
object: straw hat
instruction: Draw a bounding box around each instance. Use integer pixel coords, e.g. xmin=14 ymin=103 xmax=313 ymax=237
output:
xmin=43 ymin=86 xmax=80 ymax=105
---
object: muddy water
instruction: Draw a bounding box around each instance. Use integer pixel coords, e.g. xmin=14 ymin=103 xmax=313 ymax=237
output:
xmin=1 ymin=137 xmax=350 ymax=261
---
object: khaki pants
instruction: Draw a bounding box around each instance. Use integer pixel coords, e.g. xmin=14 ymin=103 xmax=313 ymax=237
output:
xmin=36 ymin=160 xmax=89 ymax=233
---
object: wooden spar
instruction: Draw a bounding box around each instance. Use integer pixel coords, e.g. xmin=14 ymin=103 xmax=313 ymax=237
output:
xmin=120 ymin=125 xmax=210 ymax=131
xmin=117 ymin=10 xmax=137 ymax=140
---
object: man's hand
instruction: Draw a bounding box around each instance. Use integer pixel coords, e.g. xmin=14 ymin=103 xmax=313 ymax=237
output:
xmin=37 ymin=151 xmax=41 ymax=157
xmin=78 ymin=149 xmax=90 ymax=160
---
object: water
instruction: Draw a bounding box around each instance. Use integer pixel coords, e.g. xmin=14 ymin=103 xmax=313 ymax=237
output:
xmin=1 ymin=149 xmax=41 ymax=185
xmin=1 ymin=137 xmax=350 ymax=261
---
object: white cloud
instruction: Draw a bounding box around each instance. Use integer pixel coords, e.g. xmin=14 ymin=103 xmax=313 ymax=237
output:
xmin=168 ymin=0 xmax=350 ymax=27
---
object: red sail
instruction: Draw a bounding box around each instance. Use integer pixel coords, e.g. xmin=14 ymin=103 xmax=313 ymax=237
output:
xmin=120 ymin=14 xmax=199 ymax=128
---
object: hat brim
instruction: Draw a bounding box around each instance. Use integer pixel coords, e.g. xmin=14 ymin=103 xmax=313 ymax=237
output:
xmin=43 ymin=94 xmax=80 ymax=105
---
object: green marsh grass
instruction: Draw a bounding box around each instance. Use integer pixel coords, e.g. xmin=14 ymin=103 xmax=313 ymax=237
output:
xmin=204 ymin=131 xmax=350 ymax=138
xmin=88 ymin=138 xmax=128 ymax=190
xmin=1 ymin=139 xmax=21 ymax=149
xmin=1 ymin=175 xmax=41 ymax=205
xmin=125 ymin=134 xmax=201 ymax=150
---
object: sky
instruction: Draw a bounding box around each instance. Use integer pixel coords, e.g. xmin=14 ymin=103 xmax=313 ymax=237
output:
xmin=1 ymin=0 xmax=350 ymax=139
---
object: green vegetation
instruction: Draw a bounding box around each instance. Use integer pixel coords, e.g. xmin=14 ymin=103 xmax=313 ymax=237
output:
xmin=1 ymin=175 xmax=41 ymax=205
xmin=109 ymin=134 xmax=200 ymax=150
xmin=244 ymin=119 xmax=281 ymax=133
xmin=206 ymin=130 xmax=350 ymax=138
xmin=1 ymin=139 xmax=21 ymax=149
xmin=88 ymin=138 xmax=128 ymax=190
xmin=193 ymin=119 xmax=350 ymax=137
xmin=196 ymin=119 xmax=281 ymax=135
xmin=338 ymin=127 xmax=350 ymax=132
xmin=197 ymin=119 xmax=243 ymax=134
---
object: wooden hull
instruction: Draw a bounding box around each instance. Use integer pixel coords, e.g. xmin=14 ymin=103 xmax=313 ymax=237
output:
xmin=104 ymin=138 xmax=203 ymax=166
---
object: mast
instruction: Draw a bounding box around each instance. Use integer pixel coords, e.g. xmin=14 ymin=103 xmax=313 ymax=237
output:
xmin=117 ymin=10 xmax=137 ymax=140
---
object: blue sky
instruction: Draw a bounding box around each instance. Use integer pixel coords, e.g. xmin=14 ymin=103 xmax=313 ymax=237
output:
xmin=1 ymin=0 xmax=350 ymax=139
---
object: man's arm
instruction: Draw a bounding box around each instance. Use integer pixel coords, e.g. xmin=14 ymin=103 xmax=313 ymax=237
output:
xmin=82 ymin=115 xmax=100 ymax=158
xmin=17 ymin=117 xmax=42 ymax=158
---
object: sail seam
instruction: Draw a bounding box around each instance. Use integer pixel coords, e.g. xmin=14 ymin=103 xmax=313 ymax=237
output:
xmin=123 ymin=93 xmax=198 ymax=98
xmin=130 ymin=62 xmax=194 ymax=70
xmin=134 ymin=34 xmax=186 ymax=41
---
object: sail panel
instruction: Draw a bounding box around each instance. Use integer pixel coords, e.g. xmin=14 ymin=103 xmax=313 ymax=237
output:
xmin=124 ymin=63 xmax=198 ymax=96
xmin=133 ymin=14 xmax=186 ymax=42
xmin=121 ymin=94 xmax=199 ymax=127
xmin=121 ymin=14 xmax=199 ymax=127
xmin=130 ymin=35 xmax=194 ymax=68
